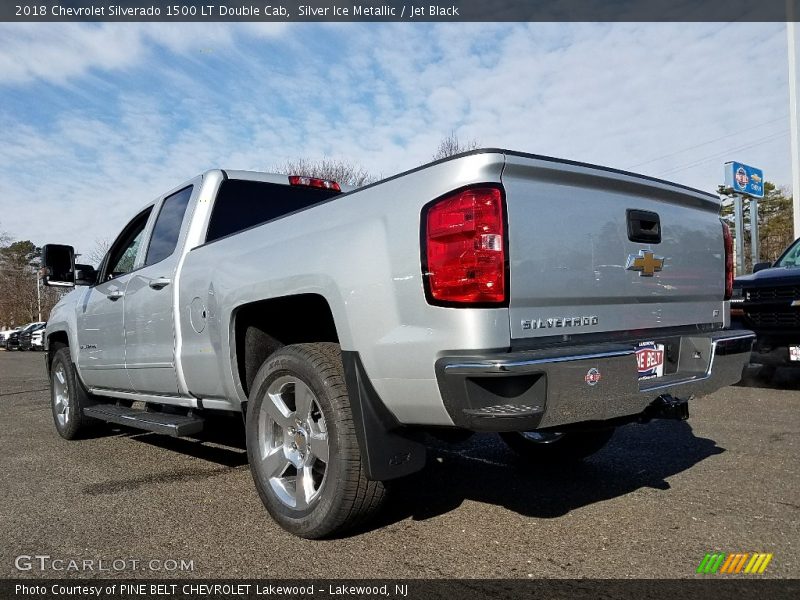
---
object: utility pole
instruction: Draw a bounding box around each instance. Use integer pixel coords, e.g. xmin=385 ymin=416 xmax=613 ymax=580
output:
xmin=750 ymin=197 xmax=759 ymax=268
xmin=36 ymin=274 xmax=41 ymax=322
xmin=789 ymin=2 xmax=800 ymax=237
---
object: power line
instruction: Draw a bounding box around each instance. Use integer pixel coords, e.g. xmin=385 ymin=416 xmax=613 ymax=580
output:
xmin=657 ymin=130 xmax=789 ymax=177
xmin=627 ymin=115 xmax=788 ymax=170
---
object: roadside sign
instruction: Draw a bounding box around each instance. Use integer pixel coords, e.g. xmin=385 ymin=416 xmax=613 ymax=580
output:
xmin=724 ymin=161 xmax=764 ymax=198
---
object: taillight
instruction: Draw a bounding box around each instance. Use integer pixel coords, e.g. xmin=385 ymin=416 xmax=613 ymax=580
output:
xmin=722 ymin=221 xmax=733 ymax=300
xmin=422 ymin=185 xmax=507 ymax=306
xmin=288 ymin=175 xmax=341 ymax=191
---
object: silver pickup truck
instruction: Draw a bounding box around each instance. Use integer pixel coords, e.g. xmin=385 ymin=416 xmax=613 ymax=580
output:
xmin=41 ymin=149 xmax=754 ymax=538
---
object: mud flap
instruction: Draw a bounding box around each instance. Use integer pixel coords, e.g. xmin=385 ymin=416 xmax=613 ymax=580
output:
xmin=341 ymin=351 xmax=426 ymax=481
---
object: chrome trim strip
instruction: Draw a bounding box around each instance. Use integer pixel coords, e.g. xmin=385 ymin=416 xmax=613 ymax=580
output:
xmin=442 ymin=349 xmax=635 ymax=375
xmin=88 ymin=388 xmax=198 ymax=408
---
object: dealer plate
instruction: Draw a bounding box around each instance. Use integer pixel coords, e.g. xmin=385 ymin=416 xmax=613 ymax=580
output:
xmin=637 ymin=341 xmax=665 ymax=380
xmin=790 ymin=346 xmax=800 ymax=362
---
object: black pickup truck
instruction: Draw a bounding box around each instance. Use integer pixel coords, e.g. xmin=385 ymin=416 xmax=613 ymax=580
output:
xmin=732 ymin=237 xmax=800 ymax=376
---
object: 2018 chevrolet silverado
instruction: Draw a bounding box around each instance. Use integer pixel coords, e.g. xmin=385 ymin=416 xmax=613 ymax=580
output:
xmin=40 ymin=150 xmax=754 ymax=538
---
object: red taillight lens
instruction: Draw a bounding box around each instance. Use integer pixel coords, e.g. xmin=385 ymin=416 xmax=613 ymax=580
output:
xmin=423 ymin=186 xmax=507 ymax=305
xmin=288 ymin=175 xmax=341 ymax=191
xmin=722 ymin=221 xmax=733 ymax=300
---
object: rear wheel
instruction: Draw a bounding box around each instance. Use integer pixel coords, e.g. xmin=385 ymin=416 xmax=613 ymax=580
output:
xmin=500 ymin=428 xmax=615 ymax=463
xmin=756 ymin=364 xmax=777 ymax=382
xmin=50 ymin=347 xmax=98 ymax=440
xmin=246 ymin=342 xmax=385 ymax=539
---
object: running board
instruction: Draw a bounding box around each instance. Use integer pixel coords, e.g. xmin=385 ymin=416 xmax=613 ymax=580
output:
xmin=83 ymin=404 xmax=204 ymax=437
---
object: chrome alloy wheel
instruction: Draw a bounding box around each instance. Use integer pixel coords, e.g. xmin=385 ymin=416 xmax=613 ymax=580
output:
xmin=53 ymin=363 xmax=70 ymax=427
xmin=256 ymin=375 xmax=329 ymax=509
xmin=520 ymin=431 xmax=564 ymax=444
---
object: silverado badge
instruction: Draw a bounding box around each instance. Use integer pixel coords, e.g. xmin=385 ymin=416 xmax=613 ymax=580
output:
xmin=626 ymin=250 xmax=664 ymax=277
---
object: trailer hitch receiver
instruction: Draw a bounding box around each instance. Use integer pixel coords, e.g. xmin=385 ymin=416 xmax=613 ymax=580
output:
xmin=642 ymin=394 xmax=690 ymax=422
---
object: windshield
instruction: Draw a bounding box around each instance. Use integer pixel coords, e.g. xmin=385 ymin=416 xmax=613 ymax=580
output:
xmin=775 ymin=238 xmax=800 ymax=268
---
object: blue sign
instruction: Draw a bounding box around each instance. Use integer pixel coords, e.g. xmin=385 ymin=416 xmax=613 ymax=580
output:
xmin=724 ymin=161 xmax=764 ymax=198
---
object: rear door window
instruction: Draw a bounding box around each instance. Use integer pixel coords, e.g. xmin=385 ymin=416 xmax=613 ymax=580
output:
xmin=144 ymin=186 xmax=193 ymax=266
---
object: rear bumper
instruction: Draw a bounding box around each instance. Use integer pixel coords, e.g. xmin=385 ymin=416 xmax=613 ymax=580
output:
xmin=436 ymin=330 xmax=755 ymax=431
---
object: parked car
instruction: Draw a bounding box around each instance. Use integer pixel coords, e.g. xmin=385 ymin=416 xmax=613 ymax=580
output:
xmin=29 ymin=327 xmax=45 ymax=351
xmin=733 ymin=237 xmax=800 ymax=377
xmin=0 ymin=328 xmax=20 ymax=349
xmin=20 ymin=322 xmax=46 ymax=351
xmin=6 ymin=322 xmax=45 ymax=351
xmin=40 ymin=150 xmax=753 ymax=539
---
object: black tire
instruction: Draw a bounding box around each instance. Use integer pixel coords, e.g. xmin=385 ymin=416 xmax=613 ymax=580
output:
xmin=245 ymin=342 xmax=385 ymax=539
xmin=49 ymin=347 xmax=99 ymax=440
xmin=500 ymin=428 xmax=615 ymax=463
xmin=756 ymin=364 xmax=777 ymax=382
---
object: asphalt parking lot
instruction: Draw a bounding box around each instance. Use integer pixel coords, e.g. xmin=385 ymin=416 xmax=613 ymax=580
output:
xmin=0 ymin=350 xmax=797 ymax=579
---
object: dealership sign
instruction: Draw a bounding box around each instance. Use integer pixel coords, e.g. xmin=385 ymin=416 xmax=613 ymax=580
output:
xmin=724 ymin=161 xmax=764 ymax=198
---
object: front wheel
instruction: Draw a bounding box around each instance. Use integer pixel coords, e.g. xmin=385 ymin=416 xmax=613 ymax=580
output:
xmin=245 ymin=342 xmax=385 ymax=539
xmin=500 ymin=428 xmax=615 ymax=463
xmin=50 ymin=347 xmax=98 ymax=440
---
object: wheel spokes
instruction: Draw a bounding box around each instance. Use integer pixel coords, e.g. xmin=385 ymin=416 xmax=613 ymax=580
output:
xmin=259 ymin=374 xmax=329 ymax=511
xmin=261 ymin=448 xmax=290 ymax=479
xmin=293 ymin=381 xmax=314 ymax=422
xmin=308 ymin=431 xmax=329 ymax=463
xmin=264 ymin=390 xmax=294 ymax=429
xmin=294 ymin=466 xmax=315 ymax=509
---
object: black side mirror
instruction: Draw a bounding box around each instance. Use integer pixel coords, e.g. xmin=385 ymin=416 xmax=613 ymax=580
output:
xmin=753 ymin=262 xmax=772 ymax=273
xmin=75 ymin=264 xmax=97 ymax=286
xmin=40 ymin=244 xmax=75 ymax=287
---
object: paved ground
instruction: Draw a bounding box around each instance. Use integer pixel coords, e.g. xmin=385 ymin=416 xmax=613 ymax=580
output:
xmin=0 ymin=351 xmax=797 ymax=579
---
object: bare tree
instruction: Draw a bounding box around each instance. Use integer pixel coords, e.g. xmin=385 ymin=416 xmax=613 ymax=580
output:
xmin=433 ymin=131 xmax=479 ymax=161
xmin=271 ymin=157 xmax=375 ymax=188
xmin=0 ymin=236 xmax=72 ymax=326
xmin=85 ymin=238 xmax=111 ymax=267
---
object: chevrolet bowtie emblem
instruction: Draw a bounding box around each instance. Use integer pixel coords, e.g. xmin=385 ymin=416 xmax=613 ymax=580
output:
xmin=626 ymin=250 xmax=665 ymax=277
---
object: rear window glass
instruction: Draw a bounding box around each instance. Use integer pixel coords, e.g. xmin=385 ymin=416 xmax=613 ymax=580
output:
xmin=145 ymin=186 xmax=193 ymax=266
xmin=205 ymin=179 xmax=339 ymax=243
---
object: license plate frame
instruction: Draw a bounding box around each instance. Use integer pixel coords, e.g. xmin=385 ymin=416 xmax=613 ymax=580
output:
xmin=636 ymin=341 xmax=666 ymax=380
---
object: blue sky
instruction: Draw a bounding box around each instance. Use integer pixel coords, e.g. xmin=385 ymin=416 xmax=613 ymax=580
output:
xmin=0 ymin=22 xmax=795 ymax=255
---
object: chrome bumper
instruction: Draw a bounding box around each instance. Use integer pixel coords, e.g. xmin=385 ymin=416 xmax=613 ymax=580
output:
xmin=435 ymin=330 xmax=755 ymax=431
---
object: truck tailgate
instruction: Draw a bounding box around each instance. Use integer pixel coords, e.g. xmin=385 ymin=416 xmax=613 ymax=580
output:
xmin=502 ymin=153 xmax=725 ymax=342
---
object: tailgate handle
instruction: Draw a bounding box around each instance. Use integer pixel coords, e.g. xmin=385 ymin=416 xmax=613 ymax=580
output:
xmin=626 ymin=209 xmax=661 ymax=244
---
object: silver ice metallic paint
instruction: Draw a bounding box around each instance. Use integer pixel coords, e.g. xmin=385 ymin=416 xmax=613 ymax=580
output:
xmin=45 ymin=150 xmax=752 ymax=430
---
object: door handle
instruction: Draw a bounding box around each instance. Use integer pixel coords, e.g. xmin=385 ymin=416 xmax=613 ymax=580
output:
xmin=149 ymin=277 xmax=172 ymax=290
xmin=626 ymin=209 xmax=661 ymax=244
xmin=106 ymin=290 xmax=124 ymax=300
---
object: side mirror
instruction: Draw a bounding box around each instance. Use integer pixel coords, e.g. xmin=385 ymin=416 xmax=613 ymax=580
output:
xmin=753 ymin=262 xmax=772 ymax=273
xmin=40 ymin=244 xmax=75 ymax=287
xmin=74 ymin=264 xmax=97 ymax=286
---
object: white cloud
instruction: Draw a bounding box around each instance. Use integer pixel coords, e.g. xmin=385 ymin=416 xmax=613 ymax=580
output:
xmin=0 ymin=22 xmax=288 ymax=85
xmin=0 ymin=22 xmax=793 ymax=255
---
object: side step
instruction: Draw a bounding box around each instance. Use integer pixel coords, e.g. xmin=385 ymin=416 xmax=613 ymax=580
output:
xmin=83 ymin=404 xmax=204 ymax=437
